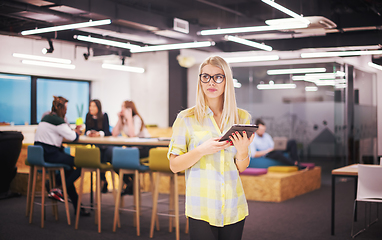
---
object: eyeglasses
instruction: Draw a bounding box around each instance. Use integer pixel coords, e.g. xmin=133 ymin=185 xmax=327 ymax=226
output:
xmin=199 ymin=73 xmax=225 ymax=84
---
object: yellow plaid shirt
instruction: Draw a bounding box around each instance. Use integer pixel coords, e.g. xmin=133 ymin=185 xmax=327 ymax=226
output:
xmin=168 ymin=107 xmax=251 ymax=227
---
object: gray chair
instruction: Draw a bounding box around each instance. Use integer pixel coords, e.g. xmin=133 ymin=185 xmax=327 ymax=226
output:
xmin=351 ymin=164 xmax=382 ymax=238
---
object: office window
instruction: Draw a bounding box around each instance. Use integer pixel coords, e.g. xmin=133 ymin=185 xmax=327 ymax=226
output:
xmin=37 ymin=78 xmax=89 ymax=124
xmin=0 ymin=73 xmax=31 ymax=125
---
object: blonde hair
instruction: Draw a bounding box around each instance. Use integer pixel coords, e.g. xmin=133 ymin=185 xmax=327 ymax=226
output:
xmin=187 ymin=56 xmax=239 ymax=130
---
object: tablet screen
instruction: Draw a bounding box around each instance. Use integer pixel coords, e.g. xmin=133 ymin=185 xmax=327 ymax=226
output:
xmin=219 ymin=124 xmax=258 ymax=142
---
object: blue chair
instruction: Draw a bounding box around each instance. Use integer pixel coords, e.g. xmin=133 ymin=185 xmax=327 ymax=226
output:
xmin=112 ymin=147 xmax=149 ymax=235
xmin=248 ymin=156 xmax=287 ymax=168
xmin=27 ymin=145 xmax=71 ymax=228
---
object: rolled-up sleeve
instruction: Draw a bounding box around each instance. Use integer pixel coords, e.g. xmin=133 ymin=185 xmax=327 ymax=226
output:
xmin=167 ymin=115 xmax=189 ymax=159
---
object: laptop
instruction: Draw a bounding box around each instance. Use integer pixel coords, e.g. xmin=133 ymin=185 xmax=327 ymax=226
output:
xmin=273 ymin=137 xmax=288 ymax=151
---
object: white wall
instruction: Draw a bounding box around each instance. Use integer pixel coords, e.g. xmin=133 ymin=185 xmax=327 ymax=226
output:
xmin=0 ymin=35 xmax=169 ymax=128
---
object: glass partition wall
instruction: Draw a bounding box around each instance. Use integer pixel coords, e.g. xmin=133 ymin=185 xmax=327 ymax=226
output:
xmin=233 ymin=62 xmax=377 ymax=166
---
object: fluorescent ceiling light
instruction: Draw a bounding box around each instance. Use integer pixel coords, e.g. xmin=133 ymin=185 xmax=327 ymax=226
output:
xmin=13 ymin=53 xmax=71 ymax=64
xmin=130 ymin=41 xmax=214 ymax=53
xmin=21 ymin=19 xmax=111 ymax=35
xmin=233 ymin=78 xmax=242 ymax=88
xmin=335 ymin=83 xmax=347 ymax=89
xmin=267 ymin=67 xmax=326 ymax=75
xmin=301 ymin=50 xmax=382 ymax=58
xmin=75 ymin=35 xmax=140 ymax=50
xmin=301 ymin=79 xmax=346 ymax=86
xmin=225 ymin=35 xmax=272 ymax=51
xmin=102 ymin=63 xmax=145 ymax=73
xmin=368 ymin=62 xmax=382 ymax=71
xmin=225 ymin=55 xmax=279 ymax=63
xmin=21 ymin=60 xmax=75 ymax=69
xmin=199 ymin=23 xmax=308 ymax=35
xmin=305 ymin=72 xmax=345 ymax=79
xmin=261 ymin=0 xmax=310 ymax=25
xmin=257 ymin=83 xmax=296 ymax=90
xmin=305 ymin=86 xmax=318 ymax=92
xmin=293 ymin=72 xmax=345 ymax=81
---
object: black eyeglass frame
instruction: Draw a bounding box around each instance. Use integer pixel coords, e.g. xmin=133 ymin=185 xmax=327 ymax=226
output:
xmin=199 ymin=73 xmax=226 ymax=84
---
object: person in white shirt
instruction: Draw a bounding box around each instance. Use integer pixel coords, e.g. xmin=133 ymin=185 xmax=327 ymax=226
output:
xmin=111 ymin=100 xmax=150 ymax=195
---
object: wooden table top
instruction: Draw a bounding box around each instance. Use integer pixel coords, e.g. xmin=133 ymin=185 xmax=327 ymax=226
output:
xmin=331 ymin=164 xmax=359 ymax=176
xmin=64 ymin=135 xmax=170 ymax=147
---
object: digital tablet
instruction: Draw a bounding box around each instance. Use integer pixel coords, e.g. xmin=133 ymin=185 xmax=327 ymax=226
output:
xmin=219 ymin=124 xmax=258 ymax=142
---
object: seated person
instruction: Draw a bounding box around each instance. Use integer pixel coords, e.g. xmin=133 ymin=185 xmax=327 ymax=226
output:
xmin=85 ymin=99 xmax=112 ymax=193
xmin=34 ymin=96 xmax=90 ymax=216
xmin=250 ymin=118 xmax=299 ymax=167
xmin=111 ymin=100 xmax=151 ymax=195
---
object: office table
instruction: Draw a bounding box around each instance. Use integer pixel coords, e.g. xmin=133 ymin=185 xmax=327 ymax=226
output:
xmin=331 ymin=164 xmax=359 ymax=235
xmin=64 ymin=135 xmax=170 ymax=147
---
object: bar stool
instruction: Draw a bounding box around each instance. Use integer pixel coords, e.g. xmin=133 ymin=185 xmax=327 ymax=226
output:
xmin=74 ymin=146 xmax=117 ymax=233
xmin=112 ymin=147 xmax=150 ymax=235
xmin=149 ymin=147 xmax=188 ymax=240
xmin=28 ymin=145 xmax=71 ymax=228
xmin=25 ymin=158 xmax=34 ymax=217
xmin=26 ymin=146 xmax=72 ymax=217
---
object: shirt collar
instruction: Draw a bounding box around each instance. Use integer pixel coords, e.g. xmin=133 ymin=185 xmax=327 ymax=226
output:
xmin=206 ymin=107 xmax=213 ymax=116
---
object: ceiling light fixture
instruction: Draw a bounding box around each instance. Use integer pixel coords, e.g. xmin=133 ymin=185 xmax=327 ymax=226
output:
xmin=74 ymin=35 xmax=141 ymax=50
xmin=102 ymin=63 xmax=145 ymax=73
xmin=261 ymin=0 xmax=310 ymax=25
xmin=301 ymin=50 xmax=382 ymax=58
xmin=267 ymin=67 xmax=326 ymax=75
xmin=305 ymin=86 xmax=318 ymax=91
xmin=368 ymin=62 xmax=382 ymax=71
xmin=13 ymin=53 xmax=71 ymax=64
xmin=233 ymin=78 xmax=242 ymax=88
xmin=42 ymin=39 xmax=54 ymax=54
xmin=21 ymin=60 xmax=75 ymax=69
xmin=225 ymin=55 xmax=279 ymax=63
xmin=199 ymin=23 xmax=308 ymax=35
xmin=130 ymin=41 xmax=215 ymax=53
xmin=225 ymin=35 xmax=272 ymax=51
xmin=293 ymin=71 xmax=345 ymax=81
xmin=21 ymin=19 xmax=111 ymax=35
xmin=257 ymin=83 xmax=296 ymax=90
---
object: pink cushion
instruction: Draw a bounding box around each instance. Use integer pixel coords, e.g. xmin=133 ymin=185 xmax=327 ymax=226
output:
xmin=240 ymin=168 xmax=268 ymax=176
xmin=300 ymin=162 xmax=315 ymax=169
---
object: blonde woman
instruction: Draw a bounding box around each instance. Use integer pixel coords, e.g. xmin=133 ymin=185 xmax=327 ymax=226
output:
xmin=168 ymin=56 xmax=254 ymax=240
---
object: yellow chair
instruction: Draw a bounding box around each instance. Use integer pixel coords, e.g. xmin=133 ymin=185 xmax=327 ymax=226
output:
xmin=149 ymin=147 xmax=188 ymax=240
xmin=74 ymin=146 xmax=117 ymax=233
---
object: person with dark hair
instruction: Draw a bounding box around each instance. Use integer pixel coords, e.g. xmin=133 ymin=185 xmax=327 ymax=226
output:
xmin=85 ymin=99 xmax=112 ymax=193
xmin=34 ymin=96 xmax=90 ymax=216
xmin=250 ymin=118 xmax=300 ymax=166
xmin=41 ymin=96 xmax=68 ymax=123
xmin=85 ymin=99 xmax=111 ymax=137
xmin=111 ymin=100 xmax=151 ymax=195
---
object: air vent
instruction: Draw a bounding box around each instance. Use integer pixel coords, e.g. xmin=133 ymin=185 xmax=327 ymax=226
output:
xmin=173 ymin=18 xmax=189 ymax=34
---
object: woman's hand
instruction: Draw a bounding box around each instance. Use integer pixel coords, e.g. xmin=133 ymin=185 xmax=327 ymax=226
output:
xmin=229 ymin=131 xmax=255 ymax=156
xmin=169 ymin=137 xmax=231 ymax=173
xmin=196 ymin=137 xmax=231 ymax=156
xmin=123 ymin=108 xmax=133 ymax=121
xmin=88 ymin=130 xmax=100 ymax=137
